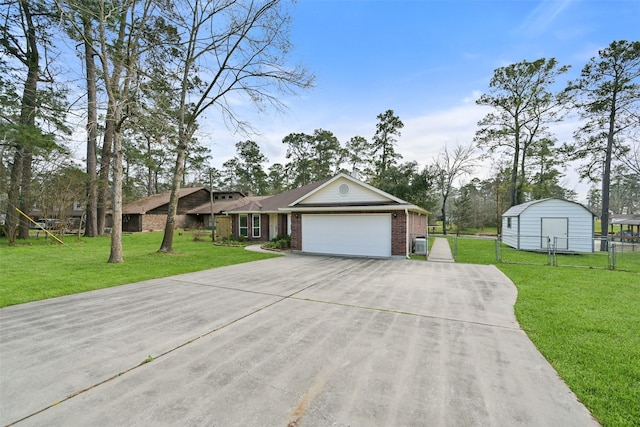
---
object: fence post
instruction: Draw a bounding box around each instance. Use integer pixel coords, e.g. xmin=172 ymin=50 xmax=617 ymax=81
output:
xmin=495 ymin=235 xmax=501 ymax=263
xmin=610 ymin=242 xmax=617 ymax=270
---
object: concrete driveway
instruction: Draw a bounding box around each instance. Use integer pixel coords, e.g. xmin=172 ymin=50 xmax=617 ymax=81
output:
xmin=0 ymin=255 xmax=597 ymax=426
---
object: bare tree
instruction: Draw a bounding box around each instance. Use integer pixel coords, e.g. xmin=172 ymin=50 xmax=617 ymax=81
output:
xmin=154 ymin=0 xmax=315 ymax=253
xmin=431 ymin=143 xmax=476 ymax=235
xmin=620 ymin=137 xmax=640 ymax=175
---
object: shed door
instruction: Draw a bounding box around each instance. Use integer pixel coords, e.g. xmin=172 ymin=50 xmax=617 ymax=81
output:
xmin=541 ymin=217 xmax=568 ymax=250
xmin=302 ymin=214 xmax=391 ymax=257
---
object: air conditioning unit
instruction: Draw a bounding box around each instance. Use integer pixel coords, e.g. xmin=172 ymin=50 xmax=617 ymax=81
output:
xmin=414 ymin=237 xmax=427 ymax=255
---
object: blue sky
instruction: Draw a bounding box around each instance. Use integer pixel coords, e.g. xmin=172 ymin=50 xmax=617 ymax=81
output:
xmin=202 ymin=0 xmax=640 ymax=199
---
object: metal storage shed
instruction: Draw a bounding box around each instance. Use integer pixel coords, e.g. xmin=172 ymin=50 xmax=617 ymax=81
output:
xmin=502 ymin=198 xmax=595 ymax=253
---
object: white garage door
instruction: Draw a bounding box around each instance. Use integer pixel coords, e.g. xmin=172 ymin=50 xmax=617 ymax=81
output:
xmin=302 ymin=214 xmax=392 ymax=257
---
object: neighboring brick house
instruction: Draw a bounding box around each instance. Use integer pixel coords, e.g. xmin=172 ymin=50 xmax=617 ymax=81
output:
xmin=122 ymin=188 xmax=246 ymax=232
xmin=226 ymin=173 xmax=428 ymax=259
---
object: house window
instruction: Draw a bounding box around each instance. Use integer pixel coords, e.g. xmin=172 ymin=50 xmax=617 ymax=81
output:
xmin=507 ymin=218 xmax=512 ymax=229
xmin=74 ymin=201 xmax=82 ymax=211
xmin=239 ymin=215 xmax=248 ymax=238
xmin=252 ymin=214 xmax=260 ymax=238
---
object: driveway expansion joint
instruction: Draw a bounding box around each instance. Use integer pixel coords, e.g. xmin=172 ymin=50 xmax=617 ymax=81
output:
xmin=291 ymin=297 xmax=522 ymax=331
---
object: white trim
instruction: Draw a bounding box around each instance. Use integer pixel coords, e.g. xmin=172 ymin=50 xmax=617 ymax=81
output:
xmin=288 ymin=173 xmax=406 ymax=206
xmin=239 ymin=214 xmax=249 ymax=238
xmin=252 ymin=214 xmax=261 ymax=238
xmin=279 ymin=204 xmax=428 ymax=214
xmin=405 ymin=208 xmax=409 ymax=258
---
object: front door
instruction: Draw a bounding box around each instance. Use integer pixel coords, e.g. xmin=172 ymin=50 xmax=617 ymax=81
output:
xmin=541 ymin=217 xmax=568 ymax=250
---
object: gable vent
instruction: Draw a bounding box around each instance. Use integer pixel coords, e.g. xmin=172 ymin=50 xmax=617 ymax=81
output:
xmin=338 ymin=183 xmax=350 ymax=196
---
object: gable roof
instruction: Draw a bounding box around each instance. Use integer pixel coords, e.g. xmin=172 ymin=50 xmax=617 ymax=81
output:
xmin=290 ymin=173 xmax=406 ymax=206
xmin=225 ymin=173 xmax=428 ymax=215
xmin=123 ymin=187 xmax=206 ymax=214
xmin=502 ymin=198 xmax=593 ymax=217
xmin=225 ymin=178 xmax=332 ymax=214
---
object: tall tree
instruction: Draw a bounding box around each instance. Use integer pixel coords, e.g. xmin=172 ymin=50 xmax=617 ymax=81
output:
xmin=283 ymin=132 xmax=314 ymax=187
xmin=371 ymin=109 xmax=403 ymax=184
xmin=431 ymin=143 xmax=476 ymax=235
xmin=157 ymin=0 xmax=314 ymax=253
xmin=452 ymin=185 xmax=473 ymax=235
xmin=59 ymin=0 xmax=157 ymax=261
xmin=475 ymin=58 xmax=570 ymax=207
xmin=232 ymin=140 xmax=268 ymax=194
xmin=266 ymin=162 xmax=288 ymax=194
xmin=562 ymin=40 xmax=640 ymax=245
xmin=344 ymin=135 xmax=371 ymax=179
xmin=527 ymin=138 xmax=571 ymax=200
xmin=311 ymin=129 xmax=343 ymax=181
xmin=1 ymin=0 xmax=68 ymax=243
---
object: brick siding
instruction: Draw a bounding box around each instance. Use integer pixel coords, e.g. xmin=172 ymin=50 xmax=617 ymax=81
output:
xmin=391 ymin=210 xmax=407 ymax=256
xmin=290 ymin=213 xmax=302 ymax=250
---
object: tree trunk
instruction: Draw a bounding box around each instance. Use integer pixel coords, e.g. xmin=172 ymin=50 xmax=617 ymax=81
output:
xmin=441 ymin=195 xmax=448 ymax=236
xmin=17 ymin=150 xmax=32 ymax=239
xmin=108 ymin=120 xmax=124 ymax=263
xmin=5 ymin=150 xmax=23 ymax=245
xmin=509 ymin=148 xmax=519 ymax=207
xmin=600 ymin=100 xmax=617 ymax=252
xmin=8 ymin=0 xmax=39 ymax=241
xmin=158 ymin=143 xmax=187 ymax=253
xmin=83 ymin=14 xmax=98 ymax=237
xmin=97 ymin=117 xmax=114 ymax=234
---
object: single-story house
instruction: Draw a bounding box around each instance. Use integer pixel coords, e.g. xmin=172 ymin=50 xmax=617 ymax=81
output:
xmin=122 ymin=188 xmax=245 ymax=232
xmin=187 ymin=194 xmax=269 ymax=239
xmin=226 ymin=173 xmax=428 ymax=258
xmin=502 ymin=198 xmax=594 ymax=253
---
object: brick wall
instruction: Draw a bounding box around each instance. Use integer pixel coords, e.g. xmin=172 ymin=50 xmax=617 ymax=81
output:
xmin=290 ymin=213 xmax=302 ymax=250
xmin=391 ymin=210 xmax=407 ymax=256
xmin=141 ymin=214 xmax=191 ymax=231
xmin=142 ymin=214 xmax=167 ymax=231
xmin=230 ymin=214 xmax=271 ymax=242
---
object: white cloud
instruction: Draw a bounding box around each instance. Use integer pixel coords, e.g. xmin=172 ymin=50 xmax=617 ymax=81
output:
xmin=518 ymin=0 xmax=574 ymax=37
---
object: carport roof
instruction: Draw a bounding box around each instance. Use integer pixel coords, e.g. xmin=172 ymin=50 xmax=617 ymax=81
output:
xmin=611 ymin=214 xmax=640 ymax=226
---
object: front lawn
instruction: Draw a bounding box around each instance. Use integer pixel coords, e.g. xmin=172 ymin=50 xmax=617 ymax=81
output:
xmin=0 ymin=231 xmax=278 ymax=308
xmin=451 ymin=237 xmax=640 ymax=427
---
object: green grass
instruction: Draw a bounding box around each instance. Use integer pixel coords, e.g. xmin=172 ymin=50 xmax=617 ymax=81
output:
xmin=448 ymin=237 xmax=640 ymax=426
xmin=0 ymin=231 xmax=279 ymax=308
xmin=500 ymin=265 xmax=640 ymax=427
